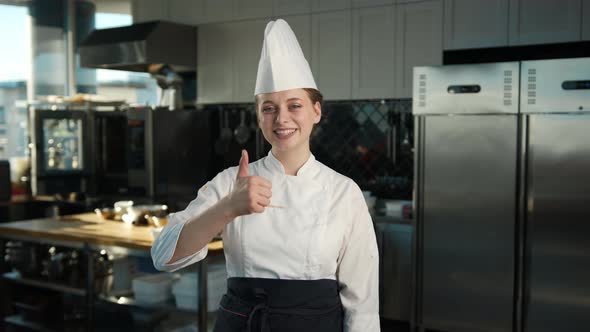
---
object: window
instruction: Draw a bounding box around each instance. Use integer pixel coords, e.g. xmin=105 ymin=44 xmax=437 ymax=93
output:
xmin=0 ymin=4 xmax=29 ymax=159
xmin=89 ymin=2 xmax=158 ymax=106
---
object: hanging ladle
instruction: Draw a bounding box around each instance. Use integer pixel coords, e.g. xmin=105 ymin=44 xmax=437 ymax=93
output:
xmin=234 ymin=109 xmax=250 ymax=145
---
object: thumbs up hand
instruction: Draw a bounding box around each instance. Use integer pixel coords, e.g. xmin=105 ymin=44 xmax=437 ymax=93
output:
xmin=228 ymin=150 xmax=272 ymax=217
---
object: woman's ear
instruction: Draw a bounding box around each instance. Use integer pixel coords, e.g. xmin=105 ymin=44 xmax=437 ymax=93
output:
xmin=313 ymin=101 xmax=322 ymax=124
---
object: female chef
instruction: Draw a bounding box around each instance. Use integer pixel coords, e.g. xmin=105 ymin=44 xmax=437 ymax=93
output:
xmin=151 ymin=19 xmax=380 ymax=332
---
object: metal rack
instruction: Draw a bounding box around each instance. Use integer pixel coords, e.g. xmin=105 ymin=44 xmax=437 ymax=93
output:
xmin=0 ymin=234 xmax=213 ymax=332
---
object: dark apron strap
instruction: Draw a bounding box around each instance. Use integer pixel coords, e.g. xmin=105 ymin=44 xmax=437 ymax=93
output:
xmin=220 ymin=291 xmax=342 ymax=332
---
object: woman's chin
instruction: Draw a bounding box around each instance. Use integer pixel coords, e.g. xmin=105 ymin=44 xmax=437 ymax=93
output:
xmin=271 ymin=138 xmax=300 ymax=152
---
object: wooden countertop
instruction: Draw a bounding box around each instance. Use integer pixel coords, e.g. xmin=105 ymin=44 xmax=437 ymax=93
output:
xmin=0 ymin=212 xmax=223 ymax=252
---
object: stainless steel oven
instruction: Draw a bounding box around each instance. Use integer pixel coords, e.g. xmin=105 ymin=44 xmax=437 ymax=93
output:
xmin=29 ymin=107 xmax=91 ymax=196
xmin=90 ymin=107 xmax=214 ymax=201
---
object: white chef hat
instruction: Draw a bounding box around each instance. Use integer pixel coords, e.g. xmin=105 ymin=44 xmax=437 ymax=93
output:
xmin=254 ymin=19 xmax=317 ymax=95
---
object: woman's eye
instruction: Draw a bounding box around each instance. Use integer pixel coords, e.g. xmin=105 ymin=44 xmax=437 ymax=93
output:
xmin=289 ymin=104 xmax=301 ymax=110
xmin=262 ymin=106 xmax=275 ymax=113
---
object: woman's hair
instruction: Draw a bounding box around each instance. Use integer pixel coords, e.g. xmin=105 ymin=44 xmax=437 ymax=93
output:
xmin=303 ymin=88 xmax=323 ymax=107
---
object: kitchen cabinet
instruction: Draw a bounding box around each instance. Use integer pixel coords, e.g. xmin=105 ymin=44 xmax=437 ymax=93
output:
xmin=231 ymin=20 xmax=267 ymax=103
xmin=444 ymin=0 xmax=509 ymax=50
xmin=283 ymin=15 xmax=312 ymax=64
xmin=168 ymin=0 xmax=206 ymax=25
xmin=131 ymin=0 xmax=167 ymax=22
xmin=352 ymin=0 xmax=393 ymax=8
xmin=352 ymin=6 xmax=395 ymax=99
xmin=273 ymin=0 xmax=312 ymax=16
xmin=202 ymin=0 xmax=234 ymax=23
xmin=583 ymin=0 xmax=590 ymax=40
xmin=508 ymin=0 xmax=582 ymax=45
xmin=311 ymin=11 xmax=352 ymax=100
xmin=311 ymin=0 xmax=351 ymax=12
xmin=197 ymin=23 xmax=234 ymax=104
xmin=235 ymin=0 xmax=273 ymax=20
xmin=395 ymin=0 xmax=443 ymax=98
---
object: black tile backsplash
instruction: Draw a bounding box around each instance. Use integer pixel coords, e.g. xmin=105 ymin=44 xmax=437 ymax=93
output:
xmin=200 ymin=99 xmax=413 ymax=199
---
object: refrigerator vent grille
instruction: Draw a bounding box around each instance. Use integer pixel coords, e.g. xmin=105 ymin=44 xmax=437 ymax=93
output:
xmin=527 ymin=68 xmax=537 ymax=105
xmin=418 ymin=74 xmax=427 ymax=107
xmin=503 ymin=70 xmax=513 ymax=106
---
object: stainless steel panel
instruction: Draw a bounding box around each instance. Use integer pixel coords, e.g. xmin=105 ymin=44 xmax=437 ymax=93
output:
xmin=525 ymin=114 xmax=590 ymax=332
xmin=521 ymin=58 xmax=590 ymax=114
xmin=419 ymin=115 xmax=517 ymax=332
xmin=377 ymin=222 xmax=412 ymax=321
xmin=412 ymin=62 xmax=520 ymax=115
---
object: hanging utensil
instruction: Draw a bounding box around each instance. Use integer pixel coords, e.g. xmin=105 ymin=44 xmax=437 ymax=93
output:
xmin=221 ymin=110 xmax=233 ymax=142
xmin=234 ymin=110 xmax=250 ymax=145
xmin=378 ymin=100 xmax=389 ymax=114
xmin=387 ymin=109 xmax=397 ymax=165
xmin=401 ymin=112 xmax=412 ymax=155
xmin=215 ymin=109 xmax=232 ymax=156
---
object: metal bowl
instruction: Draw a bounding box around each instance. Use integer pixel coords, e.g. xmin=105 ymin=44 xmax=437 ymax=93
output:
xmin=122 ymin=205 xmax=168 ymax=226
xmin=95 ymin=207 xmax=116 ymax=220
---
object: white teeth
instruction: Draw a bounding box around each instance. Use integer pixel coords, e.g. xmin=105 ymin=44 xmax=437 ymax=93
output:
xmin=275 ymin=129 xmax=296 ymax=136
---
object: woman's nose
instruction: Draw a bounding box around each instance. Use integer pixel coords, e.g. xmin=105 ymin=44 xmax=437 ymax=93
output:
xmin=274 ymin=107 xmax=289 ymax=123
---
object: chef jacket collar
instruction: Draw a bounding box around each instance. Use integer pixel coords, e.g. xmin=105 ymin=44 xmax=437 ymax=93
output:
xmin=264 ymin=150 xmax=319 ymax=178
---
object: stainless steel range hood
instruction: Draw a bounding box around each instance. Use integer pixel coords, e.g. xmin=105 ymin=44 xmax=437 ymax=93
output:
xmin=79 ymin=20 xmax=196 ymax=73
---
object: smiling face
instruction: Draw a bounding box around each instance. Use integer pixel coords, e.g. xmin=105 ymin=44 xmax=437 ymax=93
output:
xmin=256 ymin=88 xmax=322 ymax=155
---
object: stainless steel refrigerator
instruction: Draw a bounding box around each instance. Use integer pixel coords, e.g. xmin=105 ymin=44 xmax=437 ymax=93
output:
xmin=411 ymin=57 xmax=590 ymax=332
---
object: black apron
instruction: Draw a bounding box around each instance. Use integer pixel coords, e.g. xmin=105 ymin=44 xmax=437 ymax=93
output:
xmin=213 ymin=277 xmax=343 ymax=332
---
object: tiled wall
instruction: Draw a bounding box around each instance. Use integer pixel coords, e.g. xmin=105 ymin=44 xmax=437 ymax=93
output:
xmin=201 ymin=99 xmax=413 ymax=199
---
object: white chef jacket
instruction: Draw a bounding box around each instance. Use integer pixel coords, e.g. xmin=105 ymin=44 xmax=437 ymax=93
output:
xmin=151 ymin=151 xmax=380 ymax=332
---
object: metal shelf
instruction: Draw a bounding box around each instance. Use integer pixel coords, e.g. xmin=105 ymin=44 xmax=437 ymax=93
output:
xmin=4 ymin=315 xmax=57 ymax=332
xmin=97 ymin=294 xmax=199 ymax=315
xmin=1 ymin=272 xmax=87 ymax=297
xmin=15 ymin=99 xmax=126 ymax=109
xmin=0 ymin=239 xmax=212 ymax=332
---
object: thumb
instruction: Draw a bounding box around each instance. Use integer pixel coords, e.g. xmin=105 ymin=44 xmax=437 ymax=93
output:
xmin=237 ymin=149 xmax=249 ymax=178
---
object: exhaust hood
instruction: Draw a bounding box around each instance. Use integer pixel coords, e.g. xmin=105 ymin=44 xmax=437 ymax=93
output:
xmin=79 ymin=20 xmax=196 ymax=73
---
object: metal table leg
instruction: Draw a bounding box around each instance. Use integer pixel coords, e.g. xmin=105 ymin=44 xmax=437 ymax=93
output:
xmin=85 ymin=244 xmax=95 ymax=332
xmin=197 ymin=256 xmax=208 ymax=332
xmin=0 ymin=239 xmax=5 ymax=273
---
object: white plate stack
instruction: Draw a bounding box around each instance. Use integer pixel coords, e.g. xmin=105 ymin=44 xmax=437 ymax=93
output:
xmin=132 ymin=273 xmax=180 ymax=304
xmin=172 ymin=264 xmax=227 ymax=312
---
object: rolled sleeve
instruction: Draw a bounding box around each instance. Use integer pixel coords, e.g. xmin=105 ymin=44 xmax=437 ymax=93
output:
xmin=151 ymin=169 xmax=233 ymax=272
xmin=337 ymin=185 xmax=380 ymax=332
xmin=151 ymin=211 xmax=209 ymax=272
